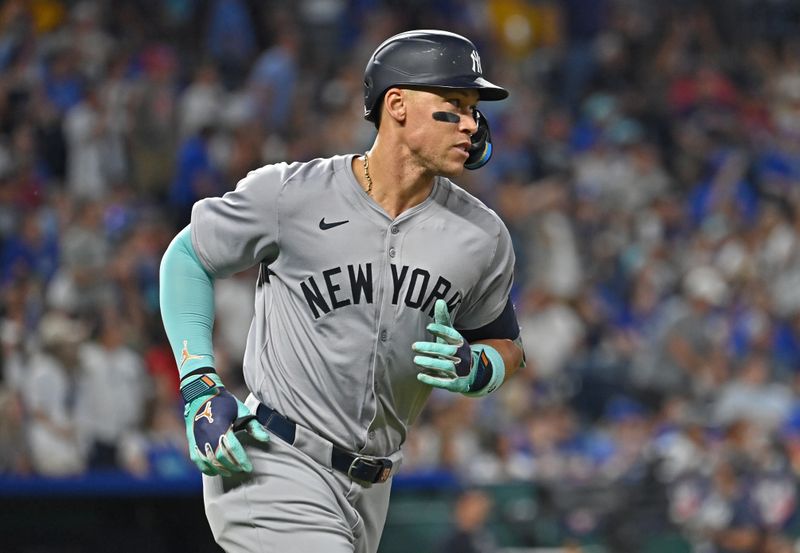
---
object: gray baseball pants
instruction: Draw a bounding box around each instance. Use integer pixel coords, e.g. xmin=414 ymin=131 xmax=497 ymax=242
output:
xmin=203 ymin=398 xmax=395 ymax=553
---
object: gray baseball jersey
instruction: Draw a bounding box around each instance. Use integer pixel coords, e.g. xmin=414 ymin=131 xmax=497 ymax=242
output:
xmin=190 ymin=154 xmax=515 ymax=459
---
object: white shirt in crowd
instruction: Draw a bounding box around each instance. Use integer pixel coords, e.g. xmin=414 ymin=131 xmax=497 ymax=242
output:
xmin=76 ymin=341 xmax=148 ymax=446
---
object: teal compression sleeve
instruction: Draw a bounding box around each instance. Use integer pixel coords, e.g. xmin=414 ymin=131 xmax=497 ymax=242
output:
xmin=159 ymin=225 xmax=217 ymax=379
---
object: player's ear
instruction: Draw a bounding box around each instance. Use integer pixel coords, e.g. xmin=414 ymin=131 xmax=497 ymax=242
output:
xmin=383 ymin=87 xmax=407 ymax=124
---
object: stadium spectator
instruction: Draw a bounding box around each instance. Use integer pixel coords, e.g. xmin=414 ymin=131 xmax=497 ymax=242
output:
xmin=75 ymin=308 xmax=149 ymax=470
xmin=168 ymin=124 xmax=223 ymax=227
xmin=48 ymin=198 xmax=111 ymax=314
xmin=63 ymin=84 xmax=111 ymax=199
xmin=437 ymin=489 xmax=497 ymax=553
xmin=20 ymin=311 xmax=88 ymax=476
xmin=128 ymin=44 xmax=178 ymax=199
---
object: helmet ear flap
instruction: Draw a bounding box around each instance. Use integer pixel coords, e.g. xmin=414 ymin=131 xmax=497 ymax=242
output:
xmin=363 ymin=76 xmax=375 ymax=119
xmin=465 ymin=110 xmax=493 ymax=170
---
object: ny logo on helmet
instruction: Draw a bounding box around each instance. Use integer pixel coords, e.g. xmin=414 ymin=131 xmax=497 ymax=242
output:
xmin=471 ymin=50 xmax=482 ymax=74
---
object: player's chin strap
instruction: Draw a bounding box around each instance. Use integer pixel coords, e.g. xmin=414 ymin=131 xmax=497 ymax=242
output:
xmin=432 ymin=109 xmax=493 ymax=170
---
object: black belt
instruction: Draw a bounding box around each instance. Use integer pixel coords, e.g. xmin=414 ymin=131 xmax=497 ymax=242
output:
xmin=239 ymin=403 xmax=393 ymax=484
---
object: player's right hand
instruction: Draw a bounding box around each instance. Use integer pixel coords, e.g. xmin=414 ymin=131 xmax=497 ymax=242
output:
xmin=181 ymin=373 xmax=270 ymax=476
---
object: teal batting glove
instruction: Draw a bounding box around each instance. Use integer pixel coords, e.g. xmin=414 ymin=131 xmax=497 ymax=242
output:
xmin=181 ymin=371 xmax=270 ymax=477
xmin=413 ymin=300 xmax=505 ymax=396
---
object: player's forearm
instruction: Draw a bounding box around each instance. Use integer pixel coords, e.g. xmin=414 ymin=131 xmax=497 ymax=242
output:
xmin=159 ymin=225 xmax=217 ymax=378
xmin=473 ymin=338 xmax=523 ymax=380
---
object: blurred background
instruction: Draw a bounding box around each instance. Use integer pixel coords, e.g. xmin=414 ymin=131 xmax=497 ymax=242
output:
xmin=4 ymin=0 xmax=800 ymax=552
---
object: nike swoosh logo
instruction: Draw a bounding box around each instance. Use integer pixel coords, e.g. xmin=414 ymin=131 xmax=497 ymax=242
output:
xmin=319 ymin=218 xmax=349 ymax=230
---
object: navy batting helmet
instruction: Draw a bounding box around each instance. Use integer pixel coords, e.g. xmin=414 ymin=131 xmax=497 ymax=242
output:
xmin=363 ymin=29 xmax=509 ymax=123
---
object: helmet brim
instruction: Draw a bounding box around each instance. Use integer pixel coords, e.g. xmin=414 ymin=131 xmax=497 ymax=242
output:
xmin=398 ymin=76 xmax=509 ymax=101
xmin=468 ymin=77 xmax=509 ymax=101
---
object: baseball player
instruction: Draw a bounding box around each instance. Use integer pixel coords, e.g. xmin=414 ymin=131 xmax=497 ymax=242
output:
xmin=159 ymin=29 xmax=524 ymax=553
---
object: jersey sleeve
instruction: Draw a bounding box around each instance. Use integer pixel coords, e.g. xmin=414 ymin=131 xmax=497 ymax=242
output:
xmin=190 ymin=164 xmax=286 ymax=278
xmin=455 ymin=220 xmax=516 ymax=335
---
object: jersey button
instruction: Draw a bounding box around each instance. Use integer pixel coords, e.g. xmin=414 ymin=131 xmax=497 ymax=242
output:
xmin=391 ymin=226 xmax=399 ymax=235
xmin=380 ymin=330 xmax=388 ymax=341
xmin=368 ymin=430 xmax=376 ymax=440
xmin=388 ymin=247 xmax=396 ymax=258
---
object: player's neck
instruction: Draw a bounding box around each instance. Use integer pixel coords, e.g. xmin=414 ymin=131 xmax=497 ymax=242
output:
xmin=356 ymin=142 xmax=435 ymax=220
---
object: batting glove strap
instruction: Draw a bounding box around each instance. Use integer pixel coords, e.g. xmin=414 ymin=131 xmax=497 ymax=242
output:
xmin=463 ymin=344 xmax=505 ymax=397
xmin=180 ymin=371 xmax=223 ymax=403
xmin=180 ymin=366 xmax=218 ymax=382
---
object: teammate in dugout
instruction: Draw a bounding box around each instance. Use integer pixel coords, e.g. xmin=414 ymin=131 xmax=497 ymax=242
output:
xmin=159 ymin=29 xmax=525 ymax=552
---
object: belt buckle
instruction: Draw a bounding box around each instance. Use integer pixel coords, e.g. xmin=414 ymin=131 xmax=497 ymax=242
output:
xmin=347 ymin=456 xmax=393 ymax=484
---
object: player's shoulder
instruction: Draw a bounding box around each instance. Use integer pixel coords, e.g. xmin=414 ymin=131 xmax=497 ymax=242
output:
xmin=239 ymin=156 xmax=345 ymax=190
xmin=436 ymin=177 xmax=509 ymax=238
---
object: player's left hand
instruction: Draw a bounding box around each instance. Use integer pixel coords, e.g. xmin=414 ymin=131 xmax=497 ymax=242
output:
xmin=413 ymin=299 xmax=476 ymax=393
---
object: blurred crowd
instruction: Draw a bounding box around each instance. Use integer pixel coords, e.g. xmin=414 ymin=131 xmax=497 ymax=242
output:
xmin=3 ymin=0 xmax=800 ymax=551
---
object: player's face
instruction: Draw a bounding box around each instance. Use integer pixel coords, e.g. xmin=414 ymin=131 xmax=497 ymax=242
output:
xmin=403 ymin=87 xmax=480 ymax=178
